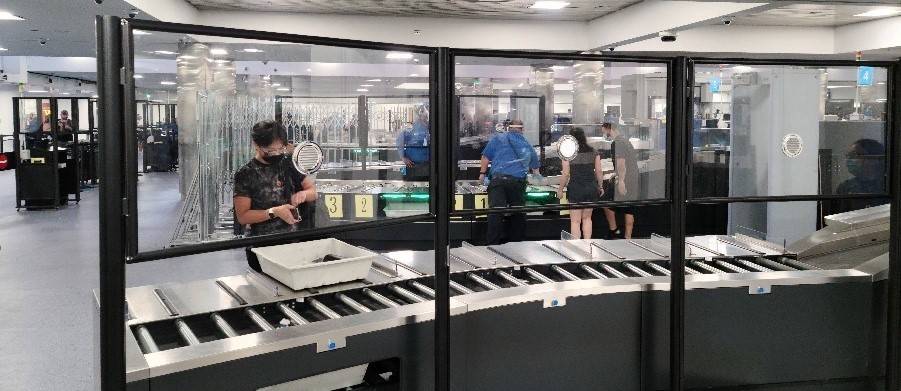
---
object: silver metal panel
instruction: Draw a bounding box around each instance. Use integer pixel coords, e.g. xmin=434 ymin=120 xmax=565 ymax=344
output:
xmin=538 ymin=240 xmax=600 ymax=262
xmin=449 ymin=246 xmax=517 ymax=268
xmin=455 ymin=279 xmax=644 ymax=312
xmin=687 ymin=235 xmax=761 ymax=257
xmin=591 ymin=239 xmax=661 ymax=260
xmin=488 ymin=241 xmax=572 ymax=265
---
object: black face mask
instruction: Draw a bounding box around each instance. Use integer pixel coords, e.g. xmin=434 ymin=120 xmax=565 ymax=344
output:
xmin=262 ymin=154 xmax=285 ymax=165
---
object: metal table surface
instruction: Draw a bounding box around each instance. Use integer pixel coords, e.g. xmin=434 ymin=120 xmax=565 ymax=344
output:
xmin=486 ymin=241 xmax=573 ymax=265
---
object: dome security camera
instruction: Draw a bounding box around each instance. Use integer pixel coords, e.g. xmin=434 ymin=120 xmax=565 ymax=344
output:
xmin=722 ymin=17 xmax=734 ymax=25
xmin=608 ymin=47 xmax=615 ymax=52
xmin=128 ymin=9 xmax=140 ymax=19
xmin=94 ymin=0 xmax=103 ymax=4
xmin=39 ymin=38 xmax=48 ymax=46
xmin=659 ymin=31 xmax=677 ymax=43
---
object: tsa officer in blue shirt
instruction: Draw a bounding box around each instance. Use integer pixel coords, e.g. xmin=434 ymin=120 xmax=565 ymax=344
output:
xmin=396 ymin=104 xmax=430 ymax=181
xmin=478 ymin=119 xmax=541 ymax=244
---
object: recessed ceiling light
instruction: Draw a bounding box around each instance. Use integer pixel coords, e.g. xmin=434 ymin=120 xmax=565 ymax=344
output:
xmin=60 ymin=92 xmax=70 ymax=95
xmin=395 ymin=83 xmax=429 ymax=90
xmin=271 ymin=83 xmax=281 ymax=87
xmin=366 ymin=79 xmax=381 ymax=82
xmin=604 ymin=85 xmax=621 ymax=89
xmin=153 ymin=50 xmax=177 ymax=55
xmin=356 ymin=88 xmax=369 ymax=92
xmin=306 ymin=68 xmax=312 ymax=72
xmin=0 ymin=47 xmax=7 ymax=51
xmin=242 ymin=48 xmax=263 ymax=53
xmin=501 ymin=89 xmax=514 ymax=93
xmin=386 ymin=52 xmax=414 ymax=59
xmin=530 ymin=1 xmax=570 ymax=10
xmin=826 ymin=85 xmax=853 ymax=89
xmin=0 ymin=11 xmax=25 ymax=20
xmin=360 ymin=84 xmax=374 ymax=87
xmin=551 ymin=65 xmax=566 ymax=70
xmin=409 ymin=73 xmax=419 ymax=77
xmin=210 ymin=48 xmax=228 ymax=55
xmin=855 ymin=7 xmax=901 ymax=17
xmin=133 ymin=74 xmax=144 ymax=79
xmin=276 ymin=87 xmax=290 ymax=91
xmin=27 ymin=90 xmax=47 ymax=93
xmin=133 ymin=30 xmax=152 ymax=36
xmin=160 ymin=81 xmax=176 ymax=85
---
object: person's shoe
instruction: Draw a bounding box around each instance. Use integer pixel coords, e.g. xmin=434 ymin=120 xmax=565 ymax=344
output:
xmin=608 ymin=229 xmax=622 ymax=239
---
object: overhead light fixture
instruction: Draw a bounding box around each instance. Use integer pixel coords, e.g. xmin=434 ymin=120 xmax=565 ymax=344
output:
xmin=271 ymin=83 xmax=281 ymax=87
xmin=160 ymin=81 xmax=176 ymax=85
xmin=551 ymin=65 xmax=566 ymax=70
xmin=133 ymin=74 xmax=144 ymax=79
xmin=0 ymin=47 xmax=7 ymax=51
xmin=133 ymin=30 xmax=152 ymax=36
xmin=732 ymin=65 xmax=753 ymax=73
xmin=386 ymin=52 xmax=414 ymax=59
xmin=210 ymin=48 xmax=228 ymax=55
xmin=27 ymin=90 xmax=47 ymax=93
xmin=242 ymin=48 xmax=263 ymax=53
xmin=153 ymin=50 xmax=177 ymax=55
xmin=276 ymin=87 xmax=290 ymax=91
xmin=366 ymin=79 xmax=381 ymax=82
xmin=0 ymin=11 xmax=24 ymax=20
xmin=178 ymin=55 xmax=197 ymax=60
xmin=409 ymin=73 xmax=419 ymax=77
xmin=360 ymin=84 xmax=374 ymax=87
xmin=306 ymin=68 xmax=312 ymax=72
xmin=530 ymin=1 xmax=570 ymax=10
xmin=854 ymin=7 xmax=901 ymax=17
xmin=501 ymin=89 xmax=514 ymax=93
xmin=356 ymin=88 xmax=369 ymax=92
xmin=826 ymin=85 xmax=853 ymax=89
xmin=60 ymin=92 xmax=71 ymax=95
xmin=214 ymin=59 xmax=229 ymax=64
xmin=395 ymin=83 xmax=429 ymax=90
xmin=604 ymin=85 xmax=621 ymax=89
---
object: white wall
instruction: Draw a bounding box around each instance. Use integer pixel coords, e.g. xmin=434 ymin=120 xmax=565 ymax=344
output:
xmin=835 ymin=15 xmax=901 ymax=54
xmin=617 ymin=25 xmax=836 ymax=55
xmin=0 ymin=84 xmax=20 ymax=136
xmin=196 ymin=11 xmax=590 ymax=51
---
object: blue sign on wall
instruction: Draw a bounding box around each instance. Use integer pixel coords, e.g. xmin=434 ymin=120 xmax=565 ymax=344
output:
xmin=709 ymin=77 xmax=721 ymax=92
xmin=857 ymin=66 xmax=874 ymax=86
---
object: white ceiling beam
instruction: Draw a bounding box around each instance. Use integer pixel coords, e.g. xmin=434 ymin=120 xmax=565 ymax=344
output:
xmin=834 ymin=15 xmax=901 ymax=54
xmin=125 ymin=0 xmax=199 ymax=24
xmin=615 ymin=25 xmax=836 ymax=55
xmin=588 ymin=0 xmax=770 ymax=50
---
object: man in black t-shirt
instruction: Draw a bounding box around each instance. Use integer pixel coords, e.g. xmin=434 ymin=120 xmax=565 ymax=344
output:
xmin=234 ymin=120 xmax=317 ymax=270
xmin=600 ymin=122 xmax=639 ymax=239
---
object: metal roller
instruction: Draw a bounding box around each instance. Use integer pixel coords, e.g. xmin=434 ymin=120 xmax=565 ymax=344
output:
xmin=525 ymin=268 xmax=555 ymax=283
xmin=646 ymin=262 xmax=671 ymax=276
xmin=449 ymin=280 xmax=474 ymax=295
xmin=715 ymin=260 xmax=750 ymax=274
xmin=551 ymin=265 xmax=581 ymax=281
xmin=755 ymin=257 xmax=798 ymax=272
xmin=245 ymin=308 xmax=274 ymax=332
xmin=211 ymin=313 xmax=238 ymax=338
xmin=624 ymin=263 xmax=654 ymax=277
xmin=135 ymin=325 xmax=159 ymax=353
xmin=308 ymin=298 xmax=342 ymax=319
xmin=495 ymin=270 xmax=528 ymax=286
xmin=737 ymin=259 xmax=772 ymax=273
xmin=389 ymin=285 xmax=427 ymax=303
xmin=468 ymin=273 xmax=502 ymax=290
xmin=277 ymin=303 xmax=309 ymax=325
xmin=363 ymin=288 xmax=401 ymax=308
xmin=337 ymin=293 xmax=372 ymax=313
xmin=580 ymin=264 xmax=608 ymax=279
xmin=600 ymin=264 xmax=629 ymax=279
xmin=175 ymin=319 xmax=200 ymax=346
xmin=692 ymin=261 xmax=724 ymax=274
xmin=409 ymin=281 xmax=436 ymax=298
xmin=683 ymin=264 xmax=703 ymax=275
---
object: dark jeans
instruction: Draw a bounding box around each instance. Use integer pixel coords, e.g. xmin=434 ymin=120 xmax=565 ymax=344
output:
xmin=486 ymin=175 xmax=527 ymax=245
xmin=403 ymin=161 xmax=430 ymax=182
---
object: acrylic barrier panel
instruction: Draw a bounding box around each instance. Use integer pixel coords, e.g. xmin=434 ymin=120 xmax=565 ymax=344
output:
xmin=16 ymin=98 xmax=51 ymax=163
xmin=448 ymin=204 xmax=672 ymax=389
xmin=130 ymin=29 xmax=431 ymax=252
xmin=454 ymin=57 xmax=669 ymax=212
xmin=684 ymin=200 xmax=887 ymax=388
xmin=691 ymin=64 xmax=889 ymax=200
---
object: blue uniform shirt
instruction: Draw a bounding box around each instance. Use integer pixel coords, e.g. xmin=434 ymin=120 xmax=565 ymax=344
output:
xmin=397 ymin=121 xmax=430 ymax=164
xmin=482 ymin=132 xmax=540 ymax=179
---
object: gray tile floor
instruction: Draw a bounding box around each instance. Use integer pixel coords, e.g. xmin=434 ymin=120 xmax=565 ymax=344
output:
xmin=0 ymin=169 xmax=246 ymax=390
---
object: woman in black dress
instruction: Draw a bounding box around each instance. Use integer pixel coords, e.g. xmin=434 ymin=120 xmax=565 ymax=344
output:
xmin=557 ymin=128 xmax=604 ymax=239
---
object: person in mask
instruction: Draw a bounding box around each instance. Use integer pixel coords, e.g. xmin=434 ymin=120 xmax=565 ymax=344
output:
xmin=397 ymin=104 xmax=430 ymax=181
xmin=827 ymin=138 xmax=887 ymax=215
xmin=234 ymin=120 xmax=317 ymax=271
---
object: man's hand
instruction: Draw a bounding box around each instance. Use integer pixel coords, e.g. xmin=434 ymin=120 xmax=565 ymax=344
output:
xmin=403 ymin=157 xmax=415 ymax=168
xmin=273 ymin=204 xmax=299 ymax=224
xmin=556 ymin=189 xmax=565 ymax=201
xmin=291 ymin=191 xmax=307 ymax=206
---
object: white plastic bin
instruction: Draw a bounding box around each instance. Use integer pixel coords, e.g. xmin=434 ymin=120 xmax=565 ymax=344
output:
xmin=251 ymin=238 xmax=376 ymax=291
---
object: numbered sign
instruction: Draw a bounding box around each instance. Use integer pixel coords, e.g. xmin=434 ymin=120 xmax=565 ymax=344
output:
xmin=559 ymin=193 xmax=569 ymax=216
xmin=454 ymin=195 xmax=464 ymax=211
xmin=324 ymin=194 xmax=343 ymax=219
xmin=354 ymin=194 xmax=375 ymax=219
xmin=474 ymin=194 xmax=488 ymax=210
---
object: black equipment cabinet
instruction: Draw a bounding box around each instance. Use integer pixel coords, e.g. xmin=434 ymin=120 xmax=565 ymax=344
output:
xmin=12 ymin=97 xmax=87 ymax=209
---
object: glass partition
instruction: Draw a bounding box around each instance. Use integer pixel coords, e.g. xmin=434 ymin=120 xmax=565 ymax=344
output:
xmin=691 ymin=64 xmax=890 ymax=203
xmin=130 ymin=29 xmax=433 ymax=252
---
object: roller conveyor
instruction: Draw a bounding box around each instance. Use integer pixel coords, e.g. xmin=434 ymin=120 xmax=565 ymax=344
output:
xmin=118 ymin=228 xmax=886 ymax=391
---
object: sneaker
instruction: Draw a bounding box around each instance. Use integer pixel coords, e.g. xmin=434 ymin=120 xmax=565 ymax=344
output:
xmin=608 ymin=229 xmax=622 ymax=239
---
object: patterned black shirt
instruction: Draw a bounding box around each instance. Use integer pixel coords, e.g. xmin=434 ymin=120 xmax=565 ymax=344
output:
xmin=234 ymin=156 xmax=307 ymax=236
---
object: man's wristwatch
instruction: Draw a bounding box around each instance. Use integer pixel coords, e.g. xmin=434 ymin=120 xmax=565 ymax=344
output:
xmin=267 ymin=207 xmax=276 ymax=220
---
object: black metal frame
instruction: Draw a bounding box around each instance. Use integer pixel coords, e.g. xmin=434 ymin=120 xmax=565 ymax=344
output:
xmin=96 ymin=15 xmax=901 ymax=391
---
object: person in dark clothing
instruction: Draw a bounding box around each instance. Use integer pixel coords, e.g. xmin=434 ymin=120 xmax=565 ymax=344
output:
xmin=397 ymin=104 xmax=430 ymax=181
xmin=234 ymin=120 xmax=317 ymax=271
xmin=600 ymin=122 xmax=640 ymax=239
xmin=479 ymin=119 xmax=541 ymax=245
xmin=827 ymin=138 xmax=887 ymax=215
xmin=558 ymin=128 xmax=604 ymax=239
